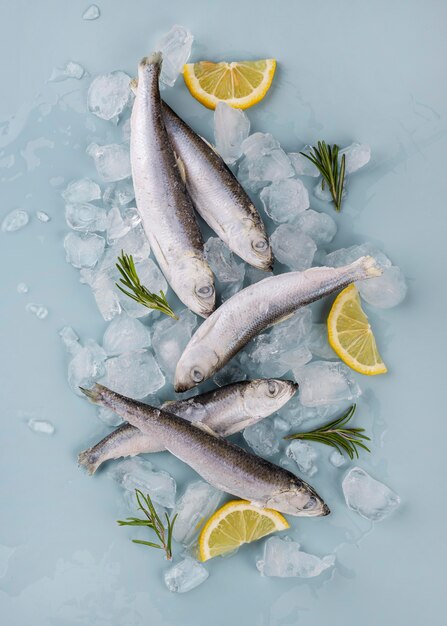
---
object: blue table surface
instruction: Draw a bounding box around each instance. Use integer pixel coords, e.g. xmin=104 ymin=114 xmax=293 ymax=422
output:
xmin=1 ymin=1 xmax=446 ymax=624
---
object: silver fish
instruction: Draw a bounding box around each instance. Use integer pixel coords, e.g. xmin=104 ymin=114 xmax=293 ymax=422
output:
xmin=78 ymin=379 xmax=297 ymax=474
xmin=80 ymin=384 xmax=329 ymax=517
xmin=175 ymin=256 xmax=382 ymax=392
xmin=162 ymin=102 xmax=273 ymax=270
xmin=131 ymin=53 xmax=215 ymax=317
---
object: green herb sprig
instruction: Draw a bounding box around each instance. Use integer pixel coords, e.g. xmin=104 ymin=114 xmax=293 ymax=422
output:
xmin=301 ymin=141 xmax=346 ymax=211
xmin=117 ymin=489 xmax=178 ymax=560
xmin=116 ymin=251 xmax=178 ymax=319
xmin=284 ymin=404 xmax=370 ymax=459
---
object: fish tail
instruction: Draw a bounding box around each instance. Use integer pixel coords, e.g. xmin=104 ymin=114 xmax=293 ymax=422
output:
xmin=77 ymin=448 xmax=101 ymax=475
xmin=352 ymin=255 xmax=383 ymax=279
xmin=79 ymin=383 xmax=108 ymax=405
xmin=140 ymin=52 xmax=163 ymax=69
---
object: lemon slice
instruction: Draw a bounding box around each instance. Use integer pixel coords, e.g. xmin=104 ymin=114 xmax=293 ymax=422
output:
xmin=198 ymin=500 xmax=289 ymax=561
xmin=327 ymin=284 xmax=387 ymax=376
xmin=183 ymin=59 xmax=276 ymax=110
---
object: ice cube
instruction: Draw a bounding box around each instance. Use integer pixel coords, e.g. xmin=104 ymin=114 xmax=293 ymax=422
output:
xmin=244 ymin=266 xmax=273 ymax=286
xmin=357 ymin=266 xmax=407 ymax=309
xmin=295 ymin=361 xmax=361 ymax=407
xmin=48 ymin=61 xmax=85 ymax=82
xmin=241 ymin=132 xmax=280 ymax=158
xmin=288 ymin=147 xmax=320 ymax=177
xmin=257 ymin=537 xmax=335 ymax=578
xmin=59 ymin=326 xmax=81 ymax=355
xmin=103 ymin=313 xmax=151 ymax=356
xmin=164 ymin=557 xmax=208 ymax=593
xmin=342 ymin=467 xmax=400 ymax=521
xmin=314 ymin=179 xmax=336 ymax=202
xmin=121 ymin=117 xmax=131 ymax=143
xmin=295 ymin=209 xmax=337 ymax=246
xmin=104 ymin=349 xmax=165 ymax=398
xmin=25 ymin=303 xmax=48 ymax=319
xmin=68 ymin=339 xmax=106 ymax=395
xmin=62 ymin=178 xmax=101 ymax=203
xmin=65 ymin=203 xmax=107 ymax=232
xmin=286 ymin=440 xmax=318 ymax=476
xmin=172 ymin=481 xmax=223 ymax=546
xmin=270 ymin=224 xmax=316 ymax=270
xmin=36 ymin=211 xmax=51 ymax=222
xmin=151 ymin=309 xmax=197 ymax=380
xmin=103 ymin=179 xmax=135 ymax=207
xmin=97 ymin=406 xmax=123 ymax=428
xmin=248 ymin=333 xmax=312 ymax=378
xmin=260 ymin=178 xmax=309 ymax=223
xmin=307 ymin=324 xmax=337 ymax=360
xmin=87 ymin=71 xmax=131 ymax=121
xmin=117 ymin=457 xmax=176 ymax=508
xmin=213 ymin=359 xmax=247 ymax=387
xmin=112 ymin=222 xmax=150 ymax=261
xmin=17 ymin=282 xmax=28 ymax=294
xmin=238 ymin=133 xmax=295 ymax=191
xmin=243 ymin=418 xmax=279 ymax=457
xmin=1 ymin=209 xmax=29 ymax=232
xmin=339 ymin=143 xmax=371 ymax=174
xmin=87 ymin=143 xmax=131 ymax=182
xmin=204 ymin=237 xmax=245 ymax=284
xmin=27 ymin=419 xmax=55 ymax=435
xmin=82 ymin=4 xmax=100 ymax=20
xmin=312 ymin=249 xmax=328 ymax=266
xmin=324 ymin=242 xmax=391 ymax=269
xmin=119 ymin=258 xmax=166 ymax=317
xmin=64 ymin=232 xmax=105 ymax=268
xmin=106 ymin=206 xmax=131 ymax=243
xmin=122 ymin=487 xmax=166 ymax=520
xmin=157 ymin=25 xmax=194 ymax=87
xmin=81 ymin=267 xmax=122 ymax=321
xmin=329 ymin=450 xmax=347 ymax=467
xmin=214 ymin=102 xmax=250 ymax=164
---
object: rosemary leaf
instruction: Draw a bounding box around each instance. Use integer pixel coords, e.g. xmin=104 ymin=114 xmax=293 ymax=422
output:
xmin=301 ymin=141 xmax=346 ymax=211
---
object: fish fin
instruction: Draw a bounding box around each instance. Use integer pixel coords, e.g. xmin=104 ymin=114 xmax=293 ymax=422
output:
xmin=129 ymin=77 xmax=138 ymax=95
xmin=359 ymin=255 xmax=383 ymax=277
xmin=249 ymin=500 xmax=267 ymax=509
xmin=268 ymin=312 xmax=295 ymax=328
xmin=195 ymin=422 xmax=220 ymax=437
xmin=200 ymin=135 xmax=220 ymax=156
xmin=175 ymin=153 xmax=187 ymax=183
xmin=140 ymin=52 xmax=163 ymax=69
xmin=162 ymin=399 xmax=176 ymax=407
xmin=78 ymin=448 xmax=101 ymax=475
xmin=79 ymin=383 xmax=107 ymax=404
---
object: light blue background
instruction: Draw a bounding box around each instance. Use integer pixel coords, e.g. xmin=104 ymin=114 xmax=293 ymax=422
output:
xmin=1 ymin=1 xmax=446 ymax=624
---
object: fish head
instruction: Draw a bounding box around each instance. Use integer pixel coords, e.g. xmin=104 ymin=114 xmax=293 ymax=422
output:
xmin=174 ymin=343 xmax=219 ymax=392
xmin=243 ymin=379 xmax=298 ymax=416
xmin=236 ymin=219 xmax=274 ymax=272
xmin=265 ymin=480 xmax=330 ymax=517
xmin=178 ymin=257 xmax=216 ymax=318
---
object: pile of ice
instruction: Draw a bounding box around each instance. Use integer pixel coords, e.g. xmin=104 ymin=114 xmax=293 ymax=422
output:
xmin=257 ymin=537 xmax=335 ymax=578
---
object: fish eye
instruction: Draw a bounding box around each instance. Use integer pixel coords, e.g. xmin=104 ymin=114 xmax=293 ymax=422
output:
xmin=253 ymin=239 xmax=268 ymax=252
xmin=190 ymin=367 xmax=204 ymax=383
xmin=196 ymin=284 xmax=214 ymax=298
xmin=267 ymin=381 xmax=279 ymax=396
xmin=303 ymin=497 xmax=317 ymax=510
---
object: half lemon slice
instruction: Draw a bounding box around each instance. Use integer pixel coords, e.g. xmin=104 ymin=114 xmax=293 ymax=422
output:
xmin=183 ymin=59 xmax=276 ymax=110
xmin=198 ymin=500 xmax=289 ymax=561
xmin=327 ymin=284 xmax=387 ymax=376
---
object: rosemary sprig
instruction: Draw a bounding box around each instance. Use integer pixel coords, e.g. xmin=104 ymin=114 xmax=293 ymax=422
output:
xmin=300 ymin=141 xmax=346 ymax=211
xmin=117 ymin=489 xmax=178 ymax=560
xmin=115 ymin=251 xmax=178 ymax=319
xmin=284 ymin=404 xmax=370 ymax=459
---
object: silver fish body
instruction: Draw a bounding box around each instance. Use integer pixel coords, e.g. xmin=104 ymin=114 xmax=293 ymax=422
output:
xmin=175 ymin=256 xmax=382 ymax=391
xmin=131 ymin=54 xmax=215 ymax=317
xmin=78 ymin=379 xmax=297 ymax=474
xmin=80 ymin=384 xmax=329 ymax=517
xmin=162 ymin=102 xmax=273 ymax=271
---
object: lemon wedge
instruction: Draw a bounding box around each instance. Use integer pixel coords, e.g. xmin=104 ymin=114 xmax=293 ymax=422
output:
xmin=198 ymin=500 xmax=289 ymax=561
xmin=183 ymin=59 xmax=276 ymax=110
xmin=327 ymin=284 xmax=387 ymax=376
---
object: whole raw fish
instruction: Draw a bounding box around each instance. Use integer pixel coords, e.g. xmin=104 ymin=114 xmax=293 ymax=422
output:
xmin=78 ymin=379 xmax=297 ymax=474
xmin=162 ymin=102 xmax=273 ymax=270
xmin=175 ymin=256 xmax=382 ymax=391
xmin=131 ymin=53 xmax=215 ymax=317
xmin=80 ymin=384 xmax=329 ymax=517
